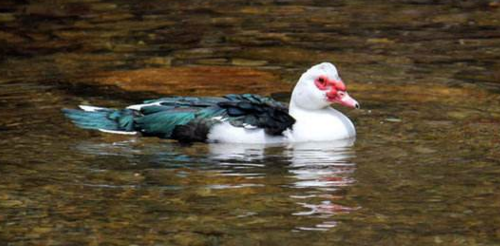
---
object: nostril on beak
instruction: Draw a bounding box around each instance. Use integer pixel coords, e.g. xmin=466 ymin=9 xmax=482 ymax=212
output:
xmin=355 ymin=103 xmax=360 ymax=109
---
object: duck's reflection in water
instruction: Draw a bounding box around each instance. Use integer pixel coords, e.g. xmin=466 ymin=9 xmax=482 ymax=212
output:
xmin=209 ymin=139 xmax=359 ymax=231
xmin=75 ymin=138 xmax=359 ymax=231
xmin=287 ymin=140 xmax=358 ymax=231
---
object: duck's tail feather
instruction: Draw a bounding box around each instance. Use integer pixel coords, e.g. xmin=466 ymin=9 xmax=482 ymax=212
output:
xmin=62 ymin=106 xmax=138 ymax=135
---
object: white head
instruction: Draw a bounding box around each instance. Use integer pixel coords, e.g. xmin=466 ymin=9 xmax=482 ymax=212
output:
xmin=290 ymin=62 xmax=359 ymax=110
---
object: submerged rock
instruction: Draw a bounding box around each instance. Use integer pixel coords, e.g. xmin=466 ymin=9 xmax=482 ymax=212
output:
xmin=0 ymin=13 xmax=15 ymax=22
xmin=232 ymin=58 xmax=268 ymax=67
xmin=90 ymin=66 xmax=291 ymax=96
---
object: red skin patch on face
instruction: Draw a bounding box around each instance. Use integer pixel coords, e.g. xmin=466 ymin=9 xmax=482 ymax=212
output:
xmin=314 ymin=75 xmax=346 ymax=100
xmin=326 ymin=88 xmax=338 ymax=99
xmin=315 ymin=75 xmax=359 ymax=108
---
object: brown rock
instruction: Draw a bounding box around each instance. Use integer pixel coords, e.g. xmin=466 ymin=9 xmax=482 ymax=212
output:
xmin=0 ymin=31 xmax=25 ymax=43
xmin=0 ymin=13 xmax=15 ymax=22
xmin=92 ymin=66 xmax=292 ymax=96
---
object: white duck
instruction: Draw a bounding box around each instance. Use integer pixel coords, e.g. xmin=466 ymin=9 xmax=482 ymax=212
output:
xmin=63 ymin=62 xmax=359 ymax=144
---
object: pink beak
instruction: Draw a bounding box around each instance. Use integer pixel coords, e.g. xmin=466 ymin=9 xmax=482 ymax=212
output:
xmin=327 ymin=90 xmax=360 ymax=109
xmin=338 ymin=92 xmax=360 ymax=109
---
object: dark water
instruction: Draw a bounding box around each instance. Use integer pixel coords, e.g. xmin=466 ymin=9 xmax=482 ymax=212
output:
xmin=1 ymin=0 xmax=500 ymax=245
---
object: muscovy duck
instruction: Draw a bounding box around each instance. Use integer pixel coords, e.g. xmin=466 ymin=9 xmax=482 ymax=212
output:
xmin=63 ymin=62 xmax=359 ymax=143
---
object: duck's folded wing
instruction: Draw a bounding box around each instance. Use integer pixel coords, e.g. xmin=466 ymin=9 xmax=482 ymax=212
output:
xmin=130 ymin=94 xmax=295 ymax=141
xmin=131 ymin=97 xmax=225 ymax=138
xmin=217 ymin=94 xmax=295 ymax=135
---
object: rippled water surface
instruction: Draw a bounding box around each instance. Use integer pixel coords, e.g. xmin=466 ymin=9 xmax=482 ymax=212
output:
xmin=1 ymin=0 xmax=500 ymax=245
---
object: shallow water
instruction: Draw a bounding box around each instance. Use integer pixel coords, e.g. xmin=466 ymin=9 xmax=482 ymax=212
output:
xmin=1 ymin=0 xmax=500 ymax=245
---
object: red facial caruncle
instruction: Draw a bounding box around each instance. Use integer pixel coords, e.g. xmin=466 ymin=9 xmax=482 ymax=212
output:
xmin=314 ymin=75 xmax=359 ymax=109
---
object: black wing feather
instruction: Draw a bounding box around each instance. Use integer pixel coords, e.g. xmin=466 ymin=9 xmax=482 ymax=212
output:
xmin=217 ymin=94 xmax=295 ymax=136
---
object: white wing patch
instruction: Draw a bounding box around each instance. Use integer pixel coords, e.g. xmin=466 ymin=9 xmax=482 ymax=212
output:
xmin=242 ymin=123 xmax=258 ymax=129
xmin=126 ymin=102 xmax=163 ymax=111
xmin=79 ymin=105 xmax=107 ymax=112
xmin=98 ymin=129 xmax=138 ymax=135
xmin=211 ymin=116 xmax=228 ymax=122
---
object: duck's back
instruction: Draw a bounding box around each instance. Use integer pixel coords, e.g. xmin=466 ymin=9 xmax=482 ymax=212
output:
xmin=63 ymin=94 xmax=295 ymax=143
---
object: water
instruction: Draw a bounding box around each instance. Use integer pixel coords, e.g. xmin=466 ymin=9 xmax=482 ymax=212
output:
xmin=1 ymin=0 xmax=500 ymax=245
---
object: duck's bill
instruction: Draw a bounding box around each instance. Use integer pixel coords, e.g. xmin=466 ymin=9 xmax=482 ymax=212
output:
xmin=338 ymin=92 xmax=360 ymax=109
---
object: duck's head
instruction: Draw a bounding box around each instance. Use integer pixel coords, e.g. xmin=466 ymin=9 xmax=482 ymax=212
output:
xmin=291 ymin=62 xmax=359 ymax=110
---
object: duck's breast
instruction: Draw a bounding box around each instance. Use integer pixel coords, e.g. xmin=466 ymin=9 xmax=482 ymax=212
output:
xmin=287 ymin=108 xmax=355 ymax=142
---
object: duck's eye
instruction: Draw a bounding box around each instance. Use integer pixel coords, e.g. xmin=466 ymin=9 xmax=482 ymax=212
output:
xmin=318 ymin=77 xmax=325 ymax=84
